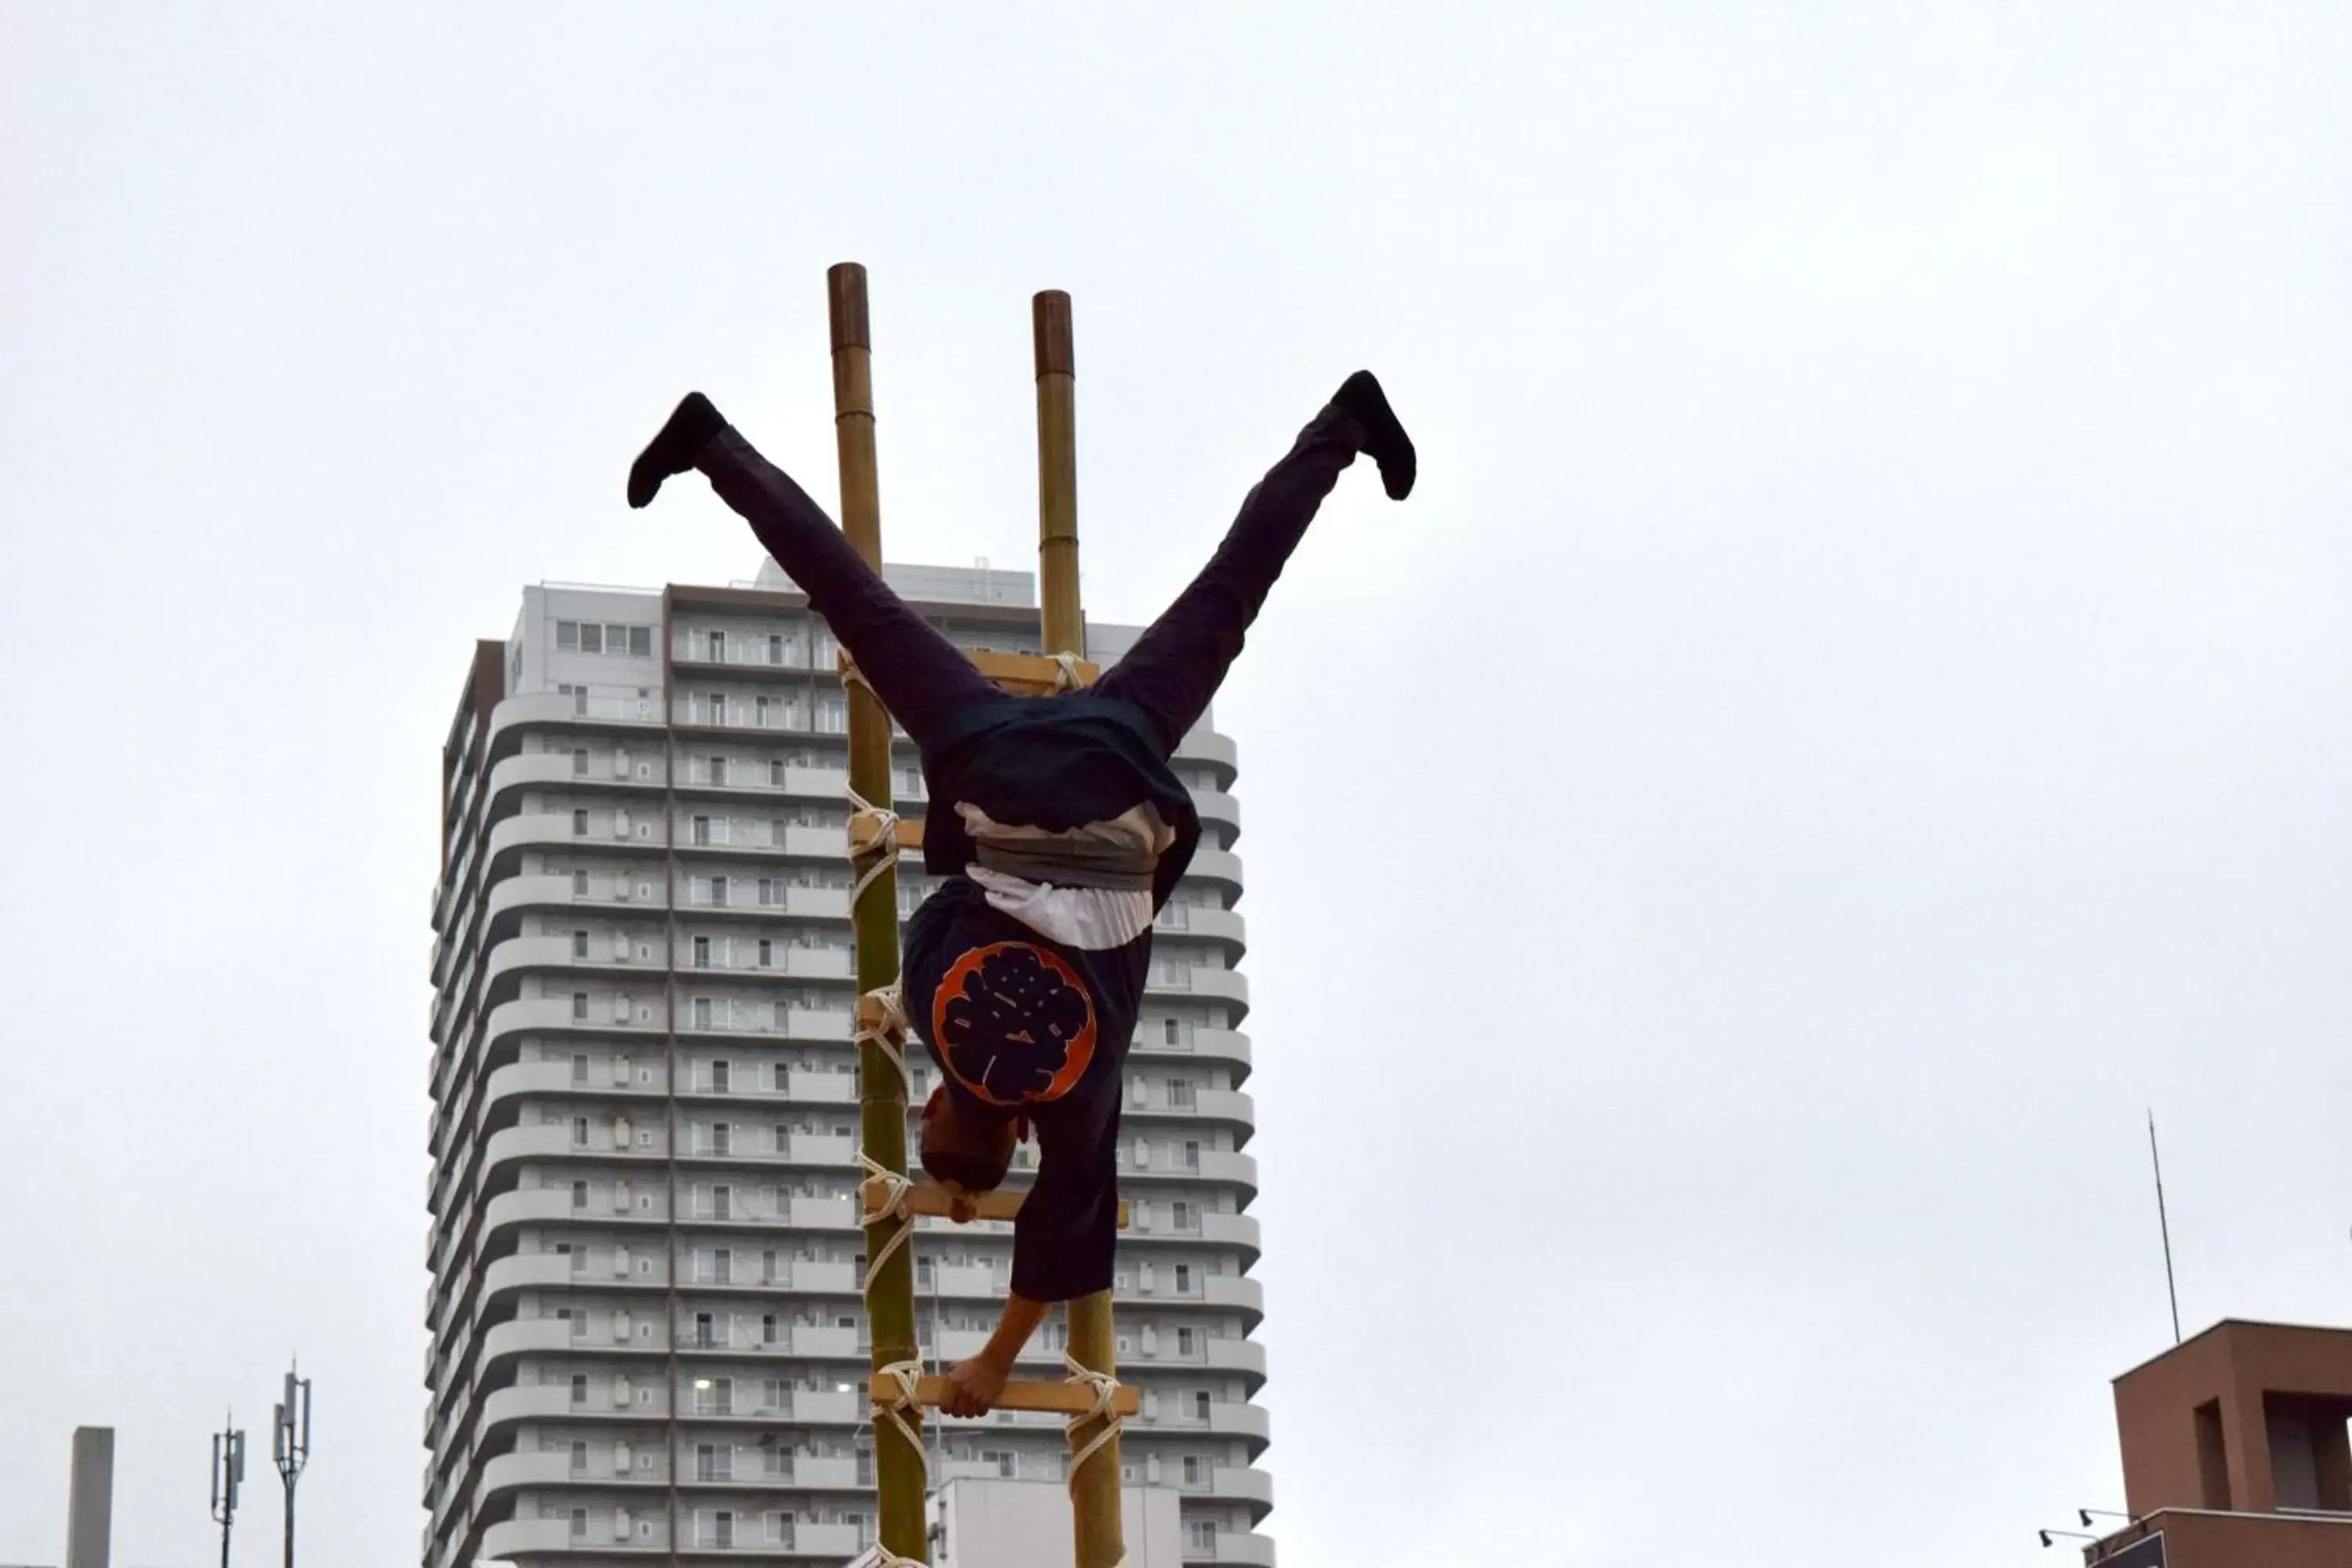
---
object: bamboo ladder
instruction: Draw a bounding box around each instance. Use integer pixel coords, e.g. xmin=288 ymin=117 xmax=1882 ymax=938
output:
xmin=827 ymin=262 xmax=1132 ymax=1568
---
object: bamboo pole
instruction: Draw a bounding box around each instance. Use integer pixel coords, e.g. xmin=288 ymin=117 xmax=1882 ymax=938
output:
xmin=1033 ymin=290 xmax=1083 ymax=658
xmin=828 ymin=261 xmax=927 ymax=1564
xmin=1034 ymin=285 xmax=1123 ymax=1568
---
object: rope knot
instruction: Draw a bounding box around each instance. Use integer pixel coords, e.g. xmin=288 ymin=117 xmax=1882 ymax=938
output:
xmin=1062 ymin=1354 xmax=1124 ymax=1490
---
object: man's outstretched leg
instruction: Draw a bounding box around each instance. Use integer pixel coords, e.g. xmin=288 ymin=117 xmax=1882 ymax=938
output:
xmin=1094 ymin=371 xmax=1414 ymax=755
xmin=630 ymin=394 xmax=1000 ymax=750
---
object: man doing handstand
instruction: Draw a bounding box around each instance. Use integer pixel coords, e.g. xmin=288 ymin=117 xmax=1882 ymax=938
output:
xmin=626 ymin=370 xmax=1414 ymax=1414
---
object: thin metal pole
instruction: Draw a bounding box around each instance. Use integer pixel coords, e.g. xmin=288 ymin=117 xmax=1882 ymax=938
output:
xmin=2149 ymin=1110 xmax=2181 ymax=1344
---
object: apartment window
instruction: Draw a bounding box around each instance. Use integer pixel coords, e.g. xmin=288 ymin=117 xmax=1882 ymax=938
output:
xmin=756 ymin=937 xmax=774 ymax=969
xmin=692 ymin=815 xmax=713 ymax=847
xmin=763 ymin=1312 xmax=783 ymax=1345
xmin=772 ymin=1126 xmax=790 ymax=1156
xmin=771 ymin=1062 xmax=789 ymax=1092
xmin=703 ymin=690 xmax=725 ymax=724
xmin=571 ymin=1440 xmax=590 ymax=1475
xmin=572 ymin=808 xmax=589 ymax=837
xmin=767 ymin=633 xmax=785 ymax=665
xmin=711 ymin=1060 xmax=731 ymax=1094
xmin=1182 ymin=1139 xmax=1202 ymax=1171
xmin=1192 ymin=1392 xmax=1211 ymax=1421
xmin=710 ymin=1121 xmax=733 ymax=1156
xmin=699 ymin=1511 xmax=736 ymax=1549
xmin=693 ymin=997 xmax=714 ymax=1030
xmin=982 ymin=1449 xmax=1017 ymax=1478
xmin=710 ymin=876 xmax=729 ymax=908
xmin=1181 ymin=1454 xmax=1207 ymax=1486
xmin=1172 ymin=1200 xmax=1196 ymax=1231
xmin=697 ymin=1378 xmax=735 ymax=1416
xmin=570 ymin=1508 xmax=590 ymax=1541
xmin=693 ymin=1310 xmax=718 ymax=1348
xmin=1177 ymin=1326 xmax=1198 ymax=1356
xmin=711 ymin=1184 xmax=733 ymax=1221
xmin=768 ymin=757 xmax=786 ymax=787
xmin=755 ymin=695 xmax=774 ymax=727
xmin=572 ymin=1116 xmax=590 ymax=1147
xmin=1174 ymin=1263 xmax=1193 ymax=1294
xmin=1171 ymin=1077 xmax=1197 ymax=1110
xmin=572 ymin=869 xmax=589 ymax=895
xmin=816 ymin=699 xmax=845 ymax=734
xmin=572 ymin=1053 xmax=590 ymax=1085
xmin=557 ymin=620 xmax=579 ymax=651
xmin=571 ymin=1179 xmax=590 ymax=1210
xmin=572 ymin=929 xmax=590 ymax=960
xmin=693 ymin=935 xmax=712 ymax=970
xmin=1163 ymin=1018 xmax=1180 ymax=1046
xmin=1186 ymin=1520 xmax=1219 ymax=1552
xmin=710 ymin=755 xmax=728 ymax=786
xmin=706 ymin=630 xmax=727 ymax=662
xmin=570 ymin=1374 xmax=590 ymax=1406
xmin=629 ymin=626 xmax=652 ymax=656
xmin=572 ymin=747 xmax=589 ymax=776
xmin=572 ymin=992 xmax=589 ymax=1021
xmin=579 ymin=622 xmax=604 ymax=654
xmin=696 ymin=1443 xmax=732 ymax=1482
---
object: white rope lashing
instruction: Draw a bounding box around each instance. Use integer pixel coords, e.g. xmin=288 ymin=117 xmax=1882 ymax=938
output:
xmin=857 ymin=1151 xmax=918 ymax=1280
xmin=870 ymin=1357 xmax=928 ymax=1476
xmin=1062 ymin=1354 xmax=1125 ymax=1490
xmin=1049 ymin=650 xmax=1081 ymax=691
xmin=844 ymin=784 xmax=902 ymax=908
xmin=855 ymin=981 xmax=912 ymax=1097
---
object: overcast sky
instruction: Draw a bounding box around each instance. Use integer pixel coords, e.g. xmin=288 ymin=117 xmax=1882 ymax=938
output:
xmin=5 ymin=5 xmax=2350 ymax=1566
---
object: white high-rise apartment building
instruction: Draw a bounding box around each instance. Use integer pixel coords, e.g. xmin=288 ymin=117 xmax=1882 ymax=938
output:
xmin=424 ymin=564 xmax=1274 ymax=1568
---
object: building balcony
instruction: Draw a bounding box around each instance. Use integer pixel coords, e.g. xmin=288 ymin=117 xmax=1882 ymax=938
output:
xmin=1127 ymin=1087 xmax=1254 ymax=1134
xmin=487 ymin=690 xmax=664 ymax=758
xmin=1203 ymin=1529 xmax=1278 ymax=1566
xmin=671 ymin=629 xmax=833 ymax=673
xmin=488 ymin=811 xmax=668 ymax=881
xmin=474 ymin=1518 xmax=573 ymax=1562
xmin=1201 ymin=1274 xmax=1265 ymax=1318
xmin=677 ymin=1004 xmax=855 ymax=1044
xmin=1209 ymin=1464 xmax=1275 ymax=1516
xmin=1127 ymin=1150 xmax=1257 ymax=1190
xmin=1172 ymin=728 xmax=1237 ymax=786
xmin=681 ymin=882 xmax=851 ymax=921
xmin=1187 ymin=787 xmax=1241 ymax=840
xmin=1176 ymin=847 xmax=1243 ymax=898
xmin=1133 ymin=1028 xmax=1252 ymax=1083
xmin=1151 ymin=904 xmax=1247 ymax=959
xmin=486 ymin=750 xmax=670 ymax=811
xmin=1145 ymin=966 xmax=1249 ymax=1011
xmin=675 ymin=944 xmax=854 ymax=982
xmin=1206 ymin=1401 xmax=1271 ymax=1446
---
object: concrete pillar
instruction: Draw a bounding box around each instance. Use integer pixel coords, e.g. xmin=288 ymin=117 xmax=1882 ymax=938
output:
xmin=66 ymin=1426 xmax=113 ymax=1568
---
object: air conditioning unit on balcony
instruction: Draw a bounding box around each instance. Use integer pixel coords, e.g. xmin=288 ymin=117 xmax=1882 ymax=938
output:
xmin=613 ymin=996 xmax=632 ymax=1025
xmin=1134 ymin=1203 xmax=1152 ymax=1232
xmin=614 ymin=750 xmax=630 ymax=780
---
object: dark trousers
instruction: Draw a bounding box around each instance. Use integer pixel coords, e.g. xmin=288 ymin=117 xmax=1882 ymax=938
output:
xmin=695 ymin=405 xmax=1362 ymax=757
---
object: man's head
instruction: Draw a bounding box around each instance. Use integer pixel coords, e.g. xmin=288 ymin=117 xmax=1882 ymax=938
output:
xmin=919 ymin=1085 xmax=1017 ymax=1192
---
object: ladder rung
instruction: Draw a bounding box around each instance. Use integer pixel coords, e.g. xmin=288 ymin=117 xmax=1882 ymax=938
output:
xmin=841 ymin=648 xmax=1099 ymax=697
xmin=862 ymin=1177 xmax=1130 ymax=1230
xmin=871 ymin=1371 xmax=1141 ymax=1417
xmin=846 ymin=815 xmax=924 ymax=855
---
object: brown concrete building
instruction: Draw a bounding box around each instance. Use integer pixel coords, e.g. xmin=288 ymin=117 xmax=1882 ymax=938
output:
xmin=2085 ymin=1319 xmax=2352 ymax=1566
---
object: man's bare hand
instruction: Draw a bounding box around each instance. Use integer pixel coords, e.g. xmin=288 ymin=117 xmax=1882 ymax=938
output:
xmin=942 ymin=1355 xmax=1010 ymax=1418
